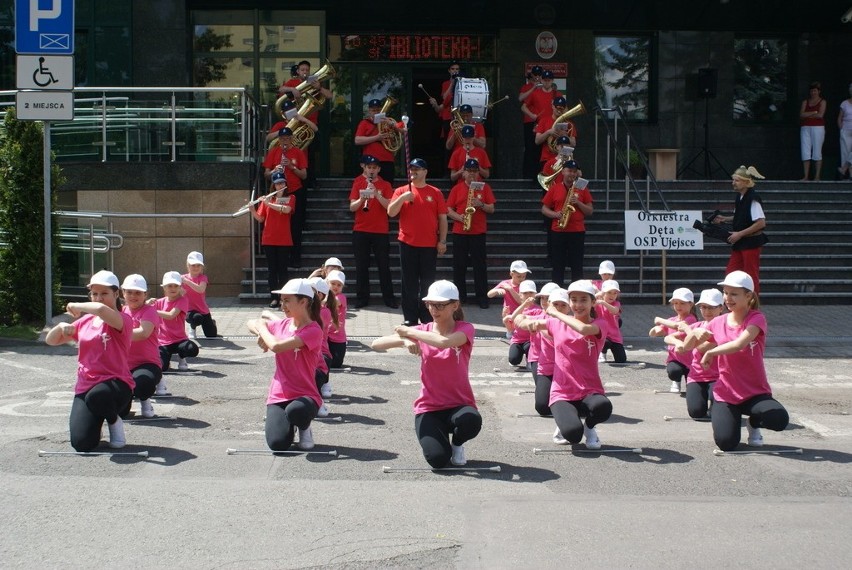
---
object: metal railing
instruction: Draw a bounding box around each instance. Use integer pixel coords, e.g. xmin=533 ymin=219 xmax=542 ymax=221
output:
xmin=0 ymin=87 xmax=263 ymax=164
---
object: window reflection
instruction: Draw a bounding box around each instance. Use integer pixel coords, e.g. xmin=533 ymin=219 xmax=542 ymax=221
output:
xmin=594 ymin=36 xmax=650 ymax=121
xmin=733 ymin=38 xmax=788 ymax=123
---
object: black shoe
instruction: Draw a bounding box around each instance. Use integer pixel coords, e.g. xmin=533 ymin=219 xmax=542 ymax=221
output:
xmin=384 ymin=299 xmax=399 ymax=309
xmin=354 ymin=300 xmax=369 ymax=309
xmin=269 ymin=300 xmax=280 ymax=308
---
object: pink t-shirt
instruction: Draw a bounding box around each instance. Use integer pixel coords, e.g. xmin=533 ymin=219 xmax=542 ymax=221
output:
xmin=155 ymin=295 xmax=190 ymax=345
xmin=495 ymin=279 xmax=522 ymax=314
xmin=328 ymin=293 xmax=347 ymax=344
xmin=319 ymin=306 xmax=332 ymax=358
xmin=413 ymin=321 xmax=477 ymax=414
xmin=265 ymin=318 xmax=323 ymax=408
xmin=546 ymin=316 xmax=607 ymax=404
xmin=686 ymin=320 xmax=719 ymax=383
xmin=598 ymin=301 xmax=623 ymax=344
xmin=516 ymin=305 xmax=541 ymax=356
xmin=182 ymin=273 xmax=210 ymax=313
xmin=664 ymin=314 xmax=697 ymax=366
xmin=123 ymin=304 xmax=162 ymax=369
xmin=704 ymin=311 xmax=770 ymax=404
xmin=536 ymin=327 xmax=556 ymax=376
xmin=72 ymin=312 xmax=134 ymax=394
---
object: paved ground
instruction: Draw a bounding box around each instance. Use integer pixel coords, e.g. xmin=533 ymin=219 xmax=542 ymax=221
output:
xmin=1 ymin=300 xmax=851 ymax=568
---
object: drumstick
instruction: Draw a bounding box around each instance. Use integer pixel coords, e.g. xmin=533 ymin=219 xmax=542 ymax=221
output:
xmin=418 ymin=83 xmax=434 ymax=100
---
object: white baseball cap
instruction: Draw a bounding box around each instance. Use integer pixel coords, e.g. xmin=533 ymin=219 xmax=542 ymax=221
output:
xmin=697 ymin=288 xmax=724 ymax=307
xmin=519 ymin=280 xmax=537 ymax=294
xmin=598 ymin=260 xmax=616 ymax=276
xmin=669 ymin=287 xmax=694 ymax=303
xmin=186 ymin=251 xmax=204 ymax=265
xmin=548 ymin=288 xmax=569 ymax=304
xmin=161 ymin=271 xmax=182 ymax=286
xmin=326 ymin=270 xmax=345 ymax=285
xmin=718 ymin=270 xmax=755 ymax=292
xmin=324 ymin=257 xmax=344 ymax=269
xmin=601 ymin=279 xmax=620 ymax=293
xmin=121 ymin=274 xmax=148 ymax=292
xmin=509 ymin=260 xmax=531 ymax=274
xmin=422 ymin=280 xmax=460 ymax=302
xmin=308 ymin=276 xmax=330 ymax=296
xmin=536 ymin=282 xmax=560 ymax=298
xmin=271 ymin=278 xmax=316 ymax=297
xmin=567 ymin=280 xmax=598 ymax=296
xmin=88 ymin=270 xmax=120 ymax=288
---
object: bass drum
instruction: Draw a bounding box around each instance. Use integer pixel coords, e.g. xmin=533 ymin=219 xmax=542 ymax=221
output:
xmin=453 ymin=78 xmax=490 ymax=119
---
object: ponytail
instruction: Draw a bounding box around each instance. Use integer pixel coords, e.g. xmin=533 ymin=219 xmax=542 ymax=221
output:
xmin=325 ymin=289 xmax=340 ymax=329
xmin=302 ymin=293 xmax=323 ymax=328
xmin=452 ymin=304 xmax=465 ymax=322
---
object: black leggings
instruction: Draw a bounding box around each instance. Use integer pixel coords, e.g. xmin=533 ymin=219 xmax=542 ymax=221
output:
xmin=551 ymin=394 xmax=613 ymax=444
xmin=414 ymin=406 xmax=482 ymax=468
xmin=711 ymin=394 xmax=789 ymax=451
xmin=120 ymin=363 xmax=163 ymax=418
xmin=69 ymin=380 xmax=133 ymax=452
xmin=602 ymin=340 xmax=627 ymax=363
xmin=265 ymin=397 xmax=319 ymax=451
xmin=508 ymin=341 xmax=530 ymax=366
xmin=686 ymin=381 xmax=714 ymax=419
xmin=328 ymin=341 xmax=346 ymax=369
xmin=534 ymin=371 xmax=553 ymax=417
xmin=159 ymin=340 xmax=200 ymax=370
xmin=187 ymin=311 xmax=218 ymax=337
xmin=666 ymin=361 xmax=689 ymax=383
xmin=314 ymin=367 xmax=329 ymax=391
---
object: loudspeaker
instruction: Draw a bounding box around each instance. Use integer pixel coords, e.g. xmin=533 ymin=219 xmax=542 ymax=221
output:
xmin=697 ymin=68 xmax=717 ymax=99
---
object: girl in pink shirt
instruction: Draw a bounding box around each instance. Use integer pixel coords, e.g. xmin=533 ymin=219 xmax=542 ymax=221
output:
xmin=372 ymin=280 xmax=482 ymax=468
xmin=690 ymin=271 xmax=789 ymax=451
xmin=524 ymin=281 xmax=611 ymax=448
xmin=677 ymin=289 xmax=725 ymax=420
xmin=182 ymin=251 xmax=218 ymax=339
xmin=505 ymin=280 xmax=537 ymax=367
xmin=153 ymin=271 xmax=199 ymax=372
xmin=649 ymin=287 xmax=698 ymax=393
xmin=308 ymin=277 xmax=336 ymax=403
xmin=45 ymin=270 xmax=134 ymax=451
xmin=597 ymin=280 xmax=626 ymax=363
xmin=121 ymin=274 xmax=162 ymax=419
xmin=325 ymin=270 xmax=348 ymax=369
xmin=515 ymin=282 xmax=560 ymax=417
xmin=248 ymin=278 xmax=325 ymax=452
xmin=487 ymin=260 xmax=530 ymax=337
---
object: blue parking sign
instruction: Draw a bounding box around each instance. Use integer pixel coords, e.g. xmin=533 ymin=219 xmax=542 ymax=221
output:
xmin=15 ymin=0 xmax=75 ymax=55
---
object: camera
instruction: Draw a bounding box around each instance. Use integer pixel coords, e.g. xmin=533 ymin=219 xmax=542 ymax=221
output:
xmin=692 ymin=210 xmax=732 ymax=242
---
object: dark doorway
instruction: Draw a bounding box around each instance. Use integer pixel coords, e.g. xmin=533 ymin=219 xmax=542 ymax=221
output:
xmin=411 ymin=66 xmax=451 ymax=178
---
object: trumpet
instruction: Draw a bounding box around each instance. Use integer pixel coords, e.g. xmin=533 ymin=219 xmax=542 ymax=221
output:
xmin=547 ymin=101 xmax=586 ymax=153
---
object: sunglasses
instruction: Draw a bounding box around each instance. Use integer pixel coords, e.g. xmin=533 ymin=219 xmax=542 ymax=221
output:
xmin=425 ymin=301 xmax=453 ymax=310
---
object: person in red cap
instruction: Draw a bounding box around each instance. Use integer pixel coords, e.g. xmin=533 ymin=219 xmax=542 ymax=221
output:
xmin=348 ymin=155 xmax=398 ymax=309
xmin=387 ymin=158 xmax=448 ymax=325
xmin=534 ymin=96 xmax=576 ymax=173
xmin=445 ymin=158 xmax=496 ymax=308
xmin=541 ymin=159 xmax=593 ymax=286
xmin=447 ymin=125 xmax=491 ymax=181
xmin=354 ymin=97 xmax=400 ymax=185
xmin=262 ymin=127 xmax=308 ymax=267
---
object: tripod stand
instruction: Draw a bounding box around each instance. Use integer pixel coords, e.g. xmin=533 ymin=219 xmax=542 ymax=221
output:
xmin=678 ymin=96 xmax=727 ymax=179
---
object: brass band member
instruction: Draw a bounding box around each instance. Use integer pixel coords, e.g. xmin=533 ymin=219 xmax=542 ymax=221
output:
xmin=445 ymin=104 xmax=487 ymax=151
xmin=265 ymin=99 xmax=318 ymax=145
xmin=540 ymin=159 xmax=593 ymax=286
xmin=354 ymin=98 xmax=400 ymax=185
xmin=534 ymin=96 xmax=577 ymax=173
xmin=447 ymin=125 xmax=492 ymax=182
xmin=262 ymin=127 xmax=308 ymax=268
xmin=445 ymin=158 xmax=496 ymax=309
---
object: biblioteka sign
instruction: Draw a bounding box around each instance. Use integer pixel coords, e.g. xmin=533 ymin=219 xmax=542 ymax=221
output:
xmin=624 ymin=210 xmax=704 ymax=250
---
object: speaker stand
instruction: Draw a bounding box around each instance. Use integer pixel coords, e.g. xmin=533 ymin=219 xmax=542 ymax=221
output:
xmin=678 ymin=97 xmax=727 ymax=179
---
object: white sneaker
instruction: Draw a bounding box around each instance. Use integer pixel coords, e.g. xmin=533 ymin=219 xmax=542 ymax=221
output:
xmin=178 ymin=358 xmax=189 ymax=371
xmin=552 ymin=427 xmax=569 ymax=445
xmin=188 ymin=328 xmax=197 ymax=340
xmin=320 ymin=383 xmax=333 ymax=398
xmin=583 ymin=425 xmax=601 ymax=450
xmin=296 ymin=426 xmax=315 ymax=450
xmin=155 ymin=381 xmax=168 ymax=396
xmin=140 ymin=400 xmax=155 ymax=418
xmin=107 ymin=418 xmax=126 ymax=448
xmin=669 ymin=381 xmax=681 ymax=393
xmin=598 ymin=352 xmax=606 ymax=363
xmin=450 ymin=444 xmax=467 ymax=466
xmin=746 ymin=423 xmax=764 ymax=447
xmin=316 ymin=404 xmax=329 ymax=418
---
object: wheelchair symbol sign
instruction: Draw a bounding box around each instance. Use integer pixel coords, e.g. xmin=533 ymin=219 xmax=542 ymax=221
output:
xmin=16 ymin=54 xmax=73 ymax=90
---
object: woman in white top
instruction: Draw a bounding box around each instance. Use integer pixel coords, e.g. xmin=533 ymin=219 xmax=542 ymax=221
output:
xmin=838 ymin=83 xmax=852 ymax=180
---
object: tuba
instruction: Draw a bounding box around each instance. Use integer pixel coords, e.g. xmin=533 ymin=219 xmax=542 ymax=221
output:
xmin=537 ymin=146 xmax=574 ymax=191
xmin=273 ymin=60 xmax=336 ymax=119
xmin=449 ymin=107 xmax=465 ymax=145
xmin=286 ymin=96 xmax=319 ymax=149
xmin=547 ymin=101 xmax=586 ymax=153
xmin=378 ymin=96 xmax=403 ymax=153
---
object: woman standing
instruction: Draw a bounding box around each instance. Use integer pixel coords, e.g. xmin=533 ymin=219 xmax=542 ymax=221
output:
xmin=372 ymin=280 xmax=482 ymax=468
xmin=247 ymin=279 xmax=324 ymax=451
xmin=800 ymin=81 xmax=827 ymax=181
xmin=250 ymin=171 xmax=294 ymax=308
xmin=838 ymin=83 xmax=852 ymax=180
xmin=692 ymin=271 xmax=789 ymax=451
xmin=45 ymin=270 xmax=134 ymax=451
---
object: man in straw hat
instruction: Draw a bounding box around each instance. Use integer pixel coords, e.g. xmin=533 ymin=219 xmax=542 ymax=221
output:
xmin=712 ymin=165 xmax=768 ymax=295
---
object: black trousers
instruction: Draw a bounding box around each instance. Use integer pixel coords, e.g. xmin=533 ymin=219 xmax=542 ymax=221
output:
xmin=352 ymin=231 xmax=395 ymax=304
xmin=187 ymin=310 xmax=218 ymax=337
xmin=551 ymin=394 xmax=613 ymax=444
xmin=264 ymin=244 xmax=291 ymax=301
xmin=414 ymin=406 xmax=482 ymax=468
xmin=69 ymin=380 xmax=132 ymax=452
xmin=452 ymin=233 xmax=488 ymax=303
xmin=712 ymin=394 xmax=789 ymax=451
xmin=379 ymin=161 xmax=395 ymax=187
xmin=399 ymin=242 xmax=437 ymax=324
xmin=289 ymin=187 xmax=307 ymax=265
xmin=522 ymin=122 xmax=539 ymax=178
xmin=265 ymin=397 xmax=319 ymax=451
xmin=159 ymin=340 xmax=200 ymax=370
xmin=549 ymin=230 xmax=586 ymax=287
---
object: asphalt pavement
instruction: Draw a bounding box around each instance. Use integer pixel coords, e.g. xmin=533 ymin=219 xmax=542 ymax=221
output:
xmin=0 ymin=299 xmax=851 ymax=568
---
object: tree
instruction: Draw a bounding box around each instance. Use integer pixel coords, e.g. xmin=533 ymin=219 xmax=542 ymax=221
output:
xmin=193 ymin=28 xmax=234 ymax=87
xmin=0 ymin=108 xmax=63 ymax=325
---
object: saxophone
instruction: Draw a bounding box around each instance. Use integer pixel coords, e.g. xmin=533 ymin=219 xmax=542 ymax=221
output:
xmin=557 ymin=184 xmax=577 ymax=229
xmin=462 ymin=183 xmax=477 ymax=232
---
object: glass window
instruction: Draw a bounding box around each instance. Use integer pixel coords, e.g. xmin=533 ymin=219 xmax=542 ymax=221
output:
xmin=260 ymin=25 xmax=320 ymax=54
xmin=594 ymin=36 xmax=650 ymax=121
xmin=193 ymin=25 xmax=252 ymax=54
xmin=733 ymin=38 xmax=789 ymax=123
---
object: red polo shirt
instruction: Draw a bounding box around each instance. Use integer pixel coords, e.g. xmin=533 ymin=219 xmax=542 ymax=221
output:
xmin=392 ymin=183 xmax=448 ymax=247
xmin=349 ymin=175 xmax=394 ymax=234
xmin=446 ymin=180 xmax=496 ymax=235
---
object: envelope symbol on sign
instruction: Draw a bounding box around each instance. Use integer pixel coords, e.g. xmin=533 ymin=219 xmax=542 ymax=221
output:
xmin=40 ymin=34 xmax=70 ymax=50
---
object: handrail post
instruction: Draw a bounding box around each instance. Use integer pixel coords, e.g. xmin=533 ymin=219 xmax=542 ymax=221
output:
xmin=170 ymin=92 xmax=177 ymax=162
xmin=101 ymin=92 xmax=108 ymax=162
xmin=594 ymin=112 xmax=599 ymax=180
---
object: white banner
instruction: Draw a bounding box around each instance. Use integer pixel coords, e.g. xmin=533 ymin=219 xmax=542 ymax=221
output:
xmin=624 ymin=210 xmax=704 ymax=250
